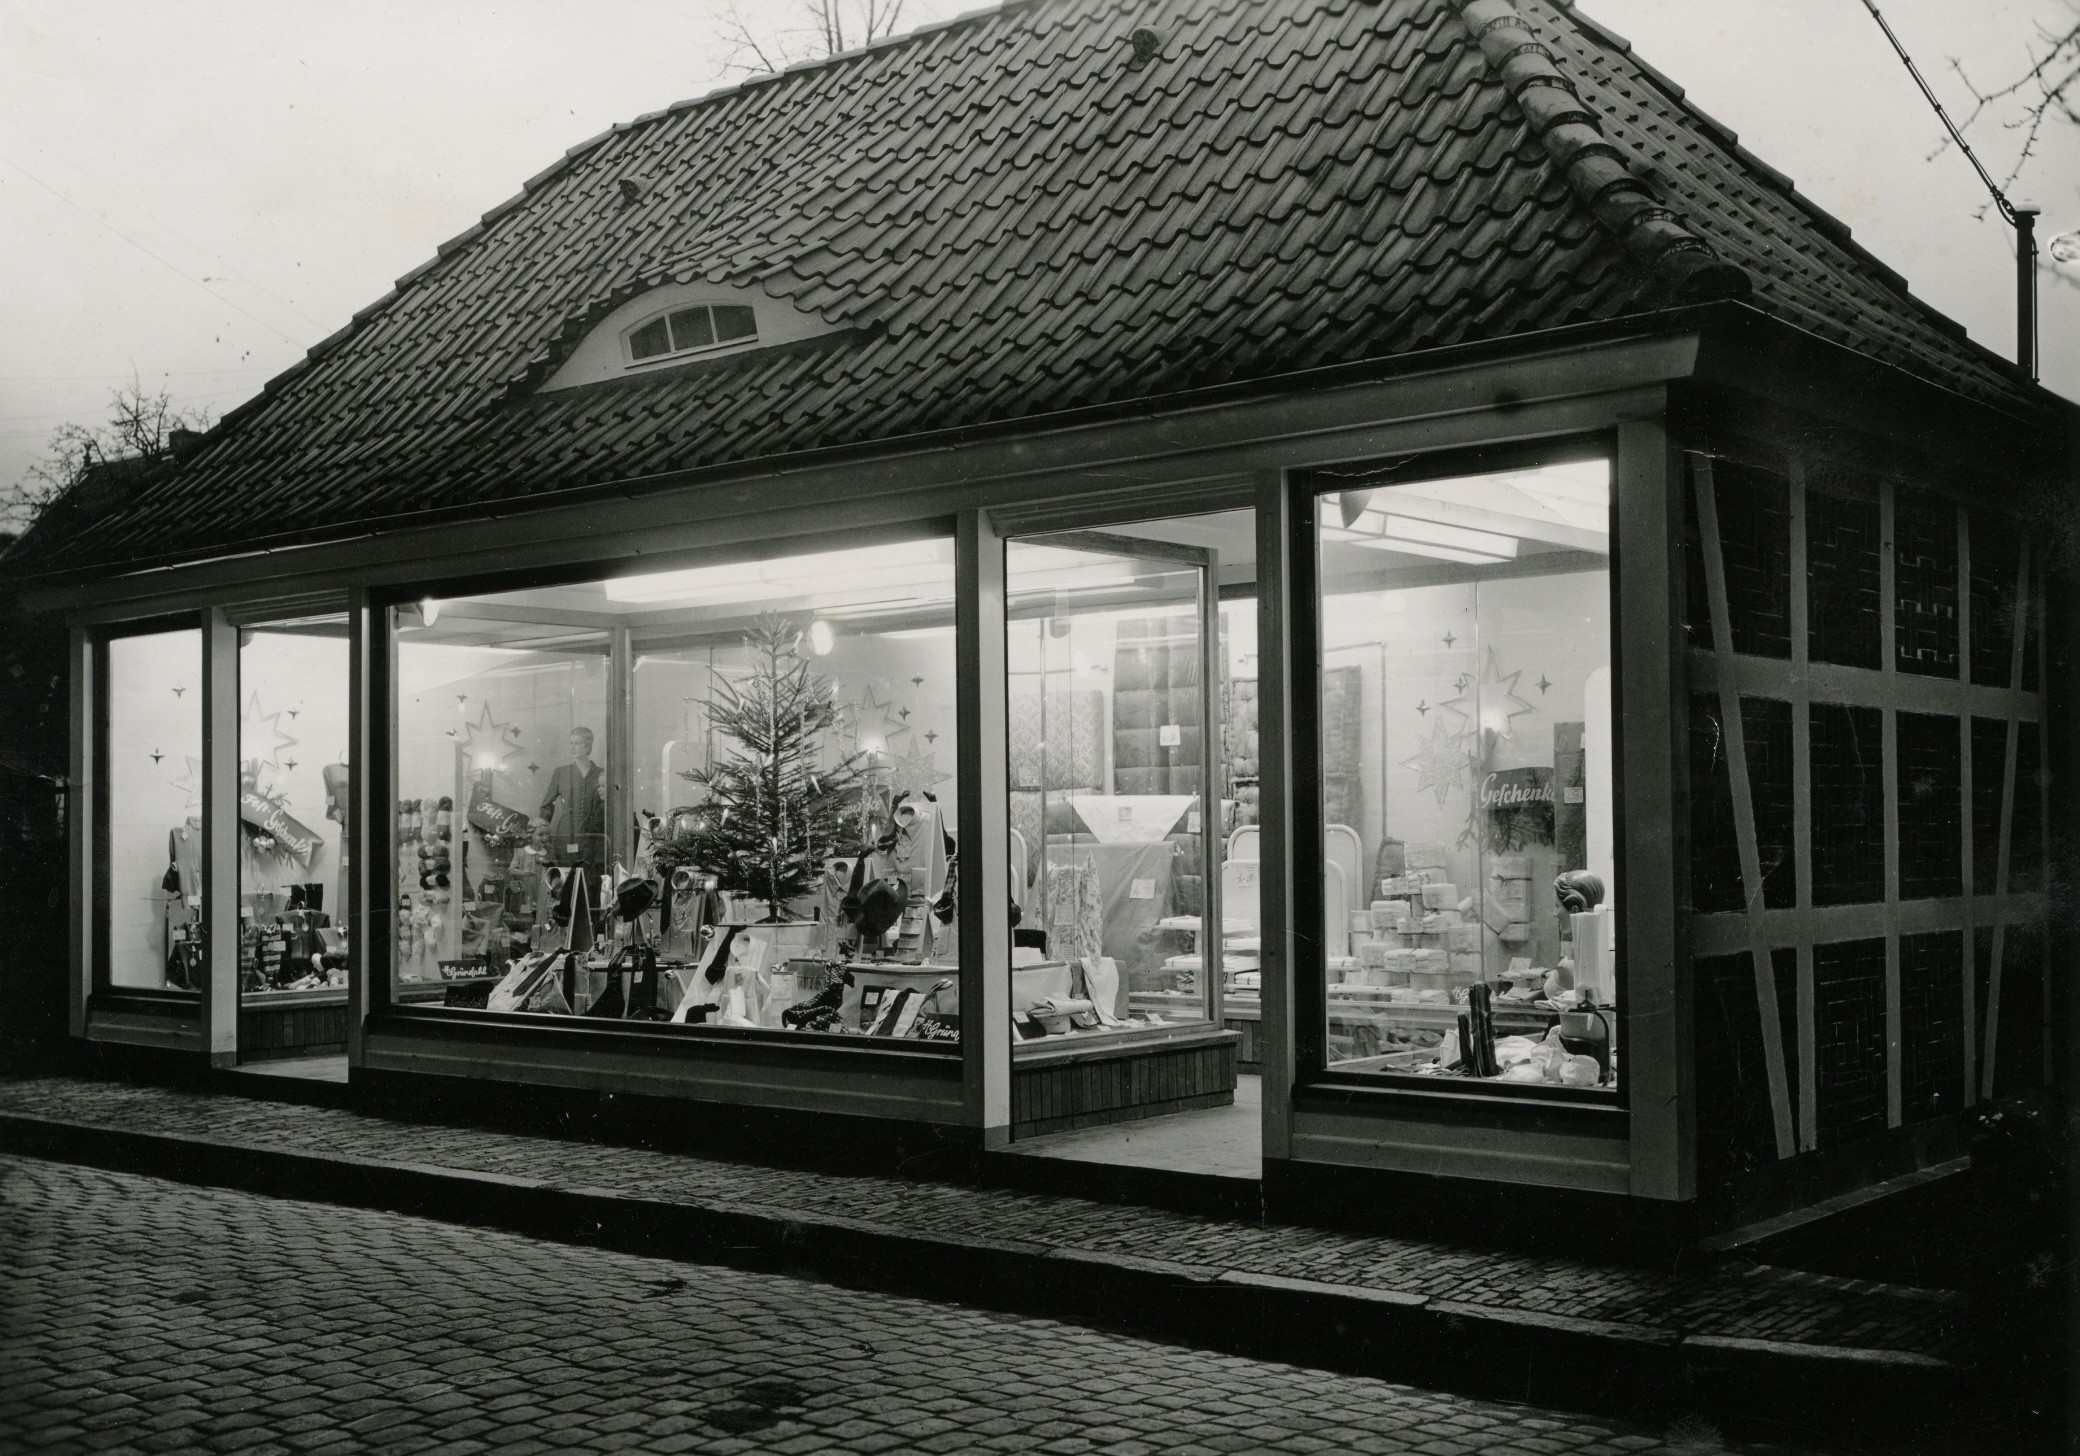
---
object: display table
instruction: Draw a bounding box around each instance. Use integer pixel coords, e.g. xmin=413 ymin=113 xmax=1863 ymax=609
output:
xmin=1012 ymin=1023 xmax=1238 ymax=1138
xmin=238 ymin=986 xmax=349 ymax=1059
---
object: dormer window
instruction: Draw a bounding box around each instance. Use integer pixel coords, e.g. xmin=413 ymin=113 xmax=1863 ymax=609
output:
xmin=540 ymin=283 xmax=834 ymax=393
xmin=625 ymin=304 xmax=758 ymax=365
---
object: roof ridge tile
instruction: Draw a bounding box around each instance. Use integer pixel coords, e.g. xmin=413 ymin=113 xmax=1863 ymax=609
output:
xmin=1450 ymin=0 xmax=1749 ymax=300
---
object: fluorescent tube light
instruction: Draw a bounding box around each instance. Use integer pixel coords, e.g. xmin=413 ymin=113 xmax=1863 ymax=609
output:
xmin=605 ymin=540 xmax=952 ymax=604
xmin=1376 ymin=514 xmax=1517 ymax=557
xmin=1348 ymin=537 xmax=1508 ymax=565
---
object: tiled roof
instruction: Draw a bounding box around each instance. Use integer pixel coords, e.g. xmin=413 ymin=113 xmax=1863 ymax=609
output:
xmin=10 ymin=0 xmax=2041 ymax=577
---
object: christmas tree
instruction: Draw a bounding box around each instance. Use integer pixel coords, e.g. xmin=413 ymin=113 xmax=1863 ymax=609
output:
xmin=677 ymin=614 xmax=865 ymax=922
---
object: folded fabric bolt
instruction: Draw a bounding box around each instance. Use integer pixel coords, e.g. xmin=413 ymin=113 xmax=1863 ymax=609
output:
xmin=1415 ymin=867 xmax=1450 ymax=886
xmin=1487 ymin=856 xmax=1531 ymax=880
xmin=1500 ymin=922 xmax=1532 ymax=943
xmin=1420 ymin=883 xmax=1457 ymax=909
xmin=1032 ymin=997 xmax=1094 ymax=1018
xmin=1445 ymin=924 xmax=1482 ymax=953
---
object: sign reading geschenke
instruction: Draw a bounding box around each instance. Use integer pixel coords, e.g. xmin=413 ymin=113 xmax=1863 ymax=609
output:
xmin=1480 ymin=767 xmax=1554 ymax=851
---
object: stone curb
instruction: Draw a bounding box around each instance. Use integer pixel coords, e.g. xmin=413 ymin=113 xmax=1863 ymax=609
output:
xmin=0 ymin=1109 xmax=1962 ymax=1446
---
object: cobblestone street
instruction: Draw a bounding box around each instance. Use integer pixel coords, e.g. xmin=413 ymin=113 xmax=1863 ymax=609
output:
xmin=0 ymin=1155 xmax=1794 ymax=1456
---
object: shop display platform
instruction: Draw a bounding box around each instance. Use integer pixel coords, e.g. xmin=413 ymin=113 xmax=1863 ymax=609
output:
xmin=1005 ymin=1072 xmax=1260 ymax=1180
xmin=0 ymin=1071 xmax=1971 ymax=1448
xmin=228 ymin=1053 xmax=348 ymax=1084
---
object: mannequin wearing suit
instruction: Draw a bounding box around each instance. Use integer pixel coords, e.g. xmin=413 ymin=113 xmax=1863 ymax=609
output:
xmin=540 ymin=726 xmax=607 ymax=883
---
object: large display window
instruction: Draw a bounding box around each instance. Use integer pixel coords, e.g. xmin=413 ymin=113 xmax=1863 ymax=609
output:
xmin=1313 ymin=458 xmax=1619 ymax=1094
xmin=238 ymin=617 xmax=352 ymax=999
xmin=97 ymin=624 xmax=205 ymax=995
xmin=388 ymin=534 xmax=964 ymax=1044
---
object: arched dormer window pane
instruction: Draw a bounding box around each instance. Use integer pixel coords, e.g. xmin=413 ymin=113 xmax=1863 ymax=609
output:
xmin=628 ymin=316 xmax=673 ymax=361
xmin=713 ymin=305 xmax=757 ymax=343
xmin=668 ymin=309 xmax=714 ymax=351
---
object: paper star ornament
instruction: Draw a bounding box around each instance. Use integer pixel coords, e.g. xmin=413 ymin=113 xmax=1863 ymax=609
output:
xmin=240 ymin=692 xmax=299 ymax=773
xmin=1399 ymin=720 xmax=1470 ymax=810
xmin=458 ymin=703 xmax=522 ymax=775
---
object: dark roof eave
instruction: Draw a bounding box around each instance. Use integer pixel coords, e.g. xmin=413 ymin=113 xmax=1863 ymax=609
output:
xmin=14 ymin=304 xmax=1737 ymax=593
xmin=12 ymin=299 xmax=2059 ymax=598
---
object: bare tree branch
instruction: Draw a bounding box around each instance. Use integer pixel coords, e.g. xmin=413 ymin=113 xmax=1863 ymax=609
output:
xmin=709 ymin=0 xmax=918 ymax=75
xmin=2 ymin=375 xmax=213 ymax=540
xmin=1940 ymin=2 xmax=2080 ymax=198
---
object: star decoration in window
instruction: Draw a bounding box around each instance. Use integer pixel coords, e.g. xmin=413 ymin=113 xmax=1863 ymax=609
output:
xmin=1536 ymin=675 xmax=1552 ymax=694
xmin=1399 ymin=719 xmax=1470 ymax=809
xmin=1438 ymin=646 xmax=1536 ymax=743
xmin=887 ymin=740 xmax=952 ymax=797
xmin=852 ymin=685 xmax=912 ymax=761
xmin=170 ymin=756 xmax=202 ymax=809
xmin=458 ymin=703 xmax=523 ymax=775
xmin=241 ymin=692 xmax=300 ymax=774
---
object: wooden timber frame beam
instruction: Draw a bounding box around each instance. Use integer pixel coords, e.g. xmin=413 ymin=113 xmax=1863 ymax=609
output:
xmin=1981 ymin=546 xmax=2033 ymax=1099
xmin=1691 ymin=456 xmax=1798 ymax=1159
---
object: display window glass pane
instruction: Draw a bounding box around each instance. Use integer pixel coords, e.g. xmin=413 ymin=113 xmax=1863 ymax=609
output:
xmin=1004 ymin=524 xmax=1242 ymax=1048
xmin=391 ymin=533 xmax=962 ymax=1043
xmin=1315 ymin=459 xmax=1618 ymax=1093
xmin=393 ymin=619 xmax=609 ymax=997
xmin=102 ymin=626 xmax=204 ymax=993
xmin=238 ymin=618 xmax=352 ymax=998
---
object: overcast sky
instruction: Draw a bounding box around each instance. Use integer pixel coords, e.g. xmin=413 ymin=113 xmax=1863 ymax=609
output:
xmin=2 ymin=0 xmax=2075 ymax=501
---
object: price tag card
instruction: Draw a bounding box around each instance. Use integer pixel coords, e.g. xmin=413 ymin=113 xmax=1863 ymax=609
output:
xmin=1158 ymin=724 xmax=1182 ymax=747
xmin=1187 ymin=811 xmax=1202 ymax=834
xmin=1129 ymin=878 xmax=1156 ymax=900
xmin=1116 ymin=805 xmax=1134 ymax=823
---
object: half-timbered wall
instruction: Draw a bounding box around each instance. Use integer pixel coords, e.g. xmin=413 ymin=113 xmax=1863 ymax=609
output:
xmin=1682 ymin=450 xmax=2051 ymax=1203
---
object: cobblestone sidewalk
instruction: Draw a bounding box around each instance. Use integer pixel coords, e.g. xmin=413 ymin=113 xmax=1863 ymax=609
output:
xmin=0 ymin=1074 xmax=1960 ymax=1362
xmin=0 ymin=1155 xmax=1808 ymax=1455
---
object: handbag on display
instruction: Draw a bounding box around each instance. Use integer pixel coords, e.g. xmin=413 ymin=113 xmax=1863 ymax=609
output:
xmin=487 ymin=950 xmax=572 ymax=1016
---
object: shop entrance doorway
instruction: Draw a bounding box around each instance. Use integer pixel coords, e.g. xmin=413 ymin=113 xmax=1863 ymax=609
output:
xmin=996 ymin=508 xmax=1264 ymax=1197
xmin=229 ymin=613 xmax=354 ymax=1080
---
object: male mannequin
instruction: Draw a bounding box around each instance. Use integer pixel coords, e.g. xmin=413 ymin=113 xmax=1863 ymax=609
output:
xmin=540 ymin=726 xmax=607 ymax=884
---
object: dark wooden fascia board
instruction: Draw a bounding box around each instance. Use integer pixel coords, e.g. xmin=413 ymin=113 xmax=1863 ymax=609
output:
xmin=1682 ymin=309 xmax=2071 ymax=490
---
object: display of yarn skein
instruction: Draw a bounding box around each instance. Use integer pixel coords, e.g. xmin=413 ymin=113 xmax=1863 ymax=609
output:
xmin=394 ymin=796 xmax=456 ymax=976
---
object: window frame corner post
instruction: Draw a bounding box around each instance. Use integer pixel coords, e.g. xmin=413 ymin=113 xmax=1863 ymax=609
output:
xmin=1616 ymin=417 xmax=1691 ymax=1200
xmin=67 ymin=625 xmax=94 ymax=1040
xmin=1256 ymin=467 xmax=1313 ymax=1164
xmin=200 ymin=606 xmax=240 ymax=1067
xmin=346 ymin=589 xmax=385 ymax=1069
xmin=956 ymin=507 xmax=1011 ymax=1143
xmin=607 ymin=621 xmax=635 ymax=871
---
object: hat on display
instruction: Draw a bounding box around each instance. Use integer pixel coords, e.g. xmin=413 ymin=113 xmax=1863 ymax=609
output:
xmin=615 ymin=875 xmax=660 ymax=923
xmin=852 ymin=875 xmax=909 ymax=945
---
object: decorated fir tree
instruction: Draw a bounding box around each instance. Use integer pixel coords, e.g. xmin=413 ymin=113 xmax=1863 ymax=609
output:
xmin=677 ymin=615 xmax=864 ymax=922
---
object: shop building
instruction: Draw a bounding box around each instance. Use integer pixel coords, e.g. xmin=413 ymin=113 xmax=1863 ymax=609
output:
xmin=10 ymin=0 xmax=2073 ymax=1249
